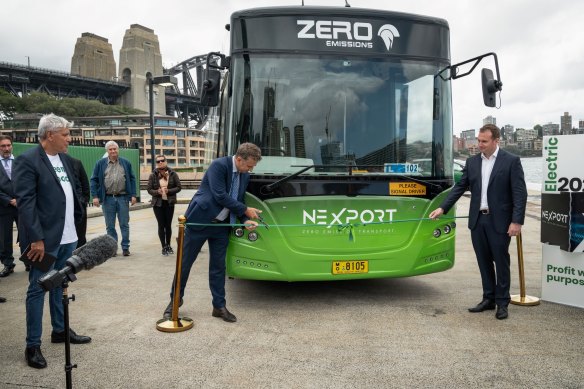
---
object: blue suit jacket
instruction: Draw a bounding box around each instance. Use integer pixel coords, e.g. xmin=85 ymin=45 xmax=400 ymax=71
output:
xmin=185 ymin=156 xmax=250 ymax=228
xmin=440 ymin=148 xmax=527 ymax=234
xmin=13 ymin=145 xmax=83 ymax=253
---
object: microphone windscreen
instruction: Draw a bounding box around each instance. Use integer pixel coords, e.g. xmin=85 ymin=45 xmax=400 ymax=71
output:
xmin=73 ymin=235 xmax=118 ymax=270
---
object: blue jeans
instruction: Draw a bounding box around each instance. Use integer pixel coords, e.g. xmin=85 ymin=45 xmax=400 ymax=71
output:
xmin=170 ymin=226 xmax=230 ymax=308
xmin=26 ymin=241 xmax=77 ymax=347
xmin=103 ymin=195 xmax=130 ymax=250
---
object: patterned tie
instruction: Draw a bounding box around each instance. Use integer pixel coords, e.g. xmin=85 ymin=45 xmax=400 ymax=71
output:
xmin=229 ymin=172 xmax=240 ymax=224
xmin=2 ymin=159 xmax=10 ymax=180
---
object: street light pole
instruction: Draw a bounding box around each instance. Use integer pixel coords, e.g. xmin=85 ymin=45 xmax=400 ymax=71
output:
xmin=149 ymin=78 xmax=155 ymax=171
xmin=148 ymin=75 xmax=177 ymax=171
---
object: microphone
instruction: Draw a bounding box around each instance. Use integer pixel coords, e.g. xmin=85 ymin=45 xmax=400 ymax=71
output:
xmin=38 ymin=235 xmax=118 ymax=291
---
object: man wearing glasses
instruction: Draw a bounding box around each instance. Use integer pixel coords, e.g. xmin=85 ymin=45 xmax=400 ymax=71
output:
xmin=90 ymin=141 xmax=137 ymax=257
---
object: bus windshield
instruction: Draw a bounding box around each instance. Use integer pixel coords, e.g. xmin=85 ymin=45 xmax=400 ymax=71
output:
xmin=229 ymin=54 xmax=452 ymax=178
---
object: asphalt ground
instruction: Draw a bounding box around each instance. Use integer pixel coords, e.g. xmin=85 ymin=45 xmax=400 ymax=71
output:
xmin=0 ymin=191 xmax=583 ymax=388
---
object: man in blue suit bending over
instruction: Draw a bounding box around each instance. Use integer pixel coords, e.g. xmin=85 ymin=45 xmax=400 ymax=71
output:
xmin=429 ymin=124 xmax=527 ymax=320
xmin=163 ymin=143 xmax=262 ymax=322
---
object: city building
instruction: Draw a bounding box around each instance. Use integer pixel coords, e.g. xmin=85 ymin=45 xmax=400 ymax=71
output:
xmin=0 ymin=114 xmax=217 ymax=169
xmin=561 ymin=112 xmax=572 ymax=135
xmin=542 ymin=122 xmax=560 ymax=136
xmin=483 ymin=115 xmax=496 ymax=126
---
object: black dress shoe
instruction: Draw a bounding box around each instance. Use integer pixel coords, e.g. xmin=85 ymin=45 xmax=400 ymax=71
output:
xmin=25 ymin=346 xmax=47 ymax=369
xmin=122 ymin=250 xmax=130 ymax=257
xmin=468 ymin=299 xmax=496 ymax=313
xmin=163 ymin=299 xmax=183 ymax=319
xmin=496 ymin=305 xmax=509 ymax=320
xmin=51 ymin=329 xmax=92 ymax=344
xmin=212 ymin=307 xmax=237 ymax=323
xmin=0 ymin=265 xmax=15 ymax=278
xmin=0 ymin=296 xmax=6 ymax=303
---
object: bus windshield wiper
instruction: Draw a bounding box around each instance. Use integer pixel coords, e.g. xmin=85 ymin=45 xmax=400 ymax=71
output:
xmin=260 ymin=165 xmax=315 ymax=194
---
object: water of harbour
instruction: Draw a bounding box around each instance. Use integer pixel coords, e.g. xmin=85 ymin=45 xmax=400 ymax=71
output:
xmin=521 ymin=157 xmax=542 ymax=191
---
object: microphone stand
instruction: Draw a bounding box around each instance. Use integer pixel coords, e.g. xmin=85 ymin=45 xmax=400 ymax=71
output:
xmin=62 ymin=277 xmax=78 ymax=389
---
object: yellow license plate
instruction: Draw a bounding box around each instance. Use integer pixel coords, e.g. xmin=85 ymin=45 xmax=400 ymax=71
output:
xmin=332 ymin=260 xmax=369 ymax=275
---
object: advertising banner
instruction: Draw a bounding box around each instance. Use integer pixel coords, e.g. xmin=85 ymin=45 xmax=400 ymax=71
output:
xmin=541 ymin=135 xmax=584 ymax=308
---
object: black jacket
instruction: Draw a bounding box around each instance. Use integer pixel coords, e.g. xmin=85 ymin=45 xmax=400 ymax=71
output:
xmin=147 ymin=168 xmax=182 ymax=206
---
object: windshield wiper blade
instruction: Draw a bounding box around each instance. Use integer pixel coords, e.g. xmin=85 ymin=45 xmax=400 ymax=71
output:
xmin=260 ymin=165 xmax=315 ymax=194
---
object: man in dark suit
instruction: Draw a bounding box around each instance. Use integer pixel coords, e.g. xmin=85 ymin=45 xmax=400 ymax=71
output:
xmin=0 ymin=135 xmax=19 ymax=278
xmin=14 ymin=114 xmax=91 ymax=369
xmin=162 ymin=143 xmax=263 ymax=323
xmin=429 ymin=124 xmax=527 ymax=320
xmin=70 ymin=157 xmax=90 ymax=248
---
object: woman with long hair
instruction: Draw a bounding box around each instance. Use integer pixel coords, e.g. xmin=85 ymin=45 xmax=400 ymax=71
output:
xmin=147 ymin=155 xmax=182 ymax=255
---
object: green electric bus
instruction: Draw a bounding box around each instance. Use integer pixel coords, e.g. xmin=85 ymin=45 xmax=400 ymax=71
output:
xmin=201 ymin=5 xmax=502 ymax=281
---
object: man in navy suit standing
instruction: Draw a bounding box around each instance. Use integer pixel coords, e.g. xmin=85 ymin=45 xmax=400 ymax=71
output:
xmin=429 ymin=124 xmax=527 ymax=320
xmin=162 ymin=143 xmax=263 ymax=323
xmin=14 ymin=114 xmax=91 ymax=369
xmin=0 ymin=135 xmax=19 ymax=279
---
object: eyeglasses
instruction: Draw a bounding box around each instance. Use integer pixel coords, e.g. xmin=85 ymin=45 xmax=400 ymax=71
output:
xmin=156 ymin=160 xmax=166 ymax=163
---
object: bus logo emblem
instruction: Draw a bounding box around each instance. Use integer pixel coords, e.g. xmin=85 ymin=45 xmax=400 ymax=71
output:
xmin=377 ymin=24 xmax=400 ymax=51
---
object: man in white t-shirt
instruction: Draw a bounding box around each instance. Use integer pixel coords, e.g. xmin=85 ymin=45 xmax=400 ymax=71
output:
xmin=13 ymin=114 xmax=91 ymax=369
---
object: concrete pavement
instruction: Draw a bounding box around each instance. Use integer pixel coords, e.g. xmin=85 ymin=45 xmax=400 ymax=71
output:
xmin=1 ymin=192 xmax=583 ymax=388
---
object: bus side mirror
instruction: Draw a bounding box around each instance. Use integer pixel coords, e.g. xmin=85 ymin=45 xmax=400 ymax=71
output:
xmin=481 ymin=68 xmax=502 ymax=107
xmin=201 ymin=69 xmax=221 ymax=107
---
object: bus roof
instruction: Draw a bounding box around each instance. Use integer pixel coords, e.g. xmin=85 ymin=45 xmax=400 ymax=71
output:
xmin=231 ymin=6 xmax=449 ymax=29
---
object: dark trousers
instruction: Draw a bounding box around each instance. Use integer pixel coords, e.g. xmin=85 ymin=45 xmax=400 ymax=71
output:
xmin=470 ymin=213 xmax=512 ymax=307
xmin=170 ymin=225 xmax=230 ymax=309
xmin=75 ymin=206 xmax=88 ymax=248
xmin=0 ymin=208 xmax=18 ymax=267
xmin=153 ymin=201 xmax=175 ymax=247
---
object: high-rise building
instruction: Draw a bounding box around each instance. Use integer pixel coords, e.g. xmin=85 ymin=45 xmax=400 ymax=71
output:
xmin=483 ymin=115 xmax=496 ymax=126
xmin=502 ymin=124 xmax=514 ymax=141
xmin=283 ymin=127 xmax=291 ymax=156
xmin=294 ymin=124 xmax=306 ymax=158
xmin=560 ymin=112 xmax=572 ymax=134
xmin=460 ymin=129 xmax=475 ymax=140
xmin=542 ymin=122 xmax=560 ymax=136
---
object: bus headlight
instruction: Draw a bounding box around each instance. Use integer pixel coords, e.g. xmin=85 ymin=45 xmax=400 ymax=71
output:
xmin=248 ymin=232 xmax=259 ymax=242
xmin=443 ymin=225 xmax=452 ymax=234
xmin=433 ymin=229 xmax=441 ymax=238
xmin=450 ymin=221 xmax=456 ymax=229
xmin=233 ymin=228 xmax=244 ymax=238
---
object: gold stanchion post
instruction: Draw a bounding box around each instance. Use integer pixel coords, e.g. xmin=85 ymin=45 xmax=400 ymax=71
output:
xmin=510 ymin=232 xmax=540 ymax=306
xmin=156 ymin=215 xmax=194 ymax=332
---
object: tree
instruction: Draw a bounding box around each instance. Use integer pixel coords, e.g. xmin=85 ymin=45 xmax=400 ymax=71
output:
xmin=534 ymin=124 xmax=542 ymax=138
xmin=0 ymin=89 xmax=22 ymax=119
xmin=8 ymin=92 xmax=145 ymax=117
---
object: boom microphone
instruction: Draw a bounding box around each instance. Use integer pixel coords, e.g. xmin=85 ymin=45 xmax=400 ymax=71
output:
xmin=38 ymin=235 xmax=118 ymax=291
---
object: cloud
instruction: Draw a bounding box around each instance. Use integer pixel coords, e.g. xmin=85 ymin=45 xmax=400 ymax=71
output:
xmin=1 ymin=0 xmax=582 ymax=132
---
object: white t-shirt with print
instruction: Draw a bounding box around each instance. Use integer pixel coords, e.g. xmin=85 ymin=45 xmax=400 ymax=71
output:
xmin=47 ymin=154 xmax=78 ymax=245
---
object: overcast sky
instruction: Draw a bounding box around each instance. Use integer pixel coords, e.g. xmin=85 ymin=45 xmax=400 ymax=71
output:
xmin=1 ymin=0 xmax=582 ymax=133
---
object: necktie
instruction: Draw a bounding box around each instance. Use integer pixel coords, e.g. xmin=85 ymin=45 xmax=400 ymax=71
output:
xmin=229 ymin=172 xmax=240 ymax=224
xmin=2 ymin=159 xmax=10 ymax=180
